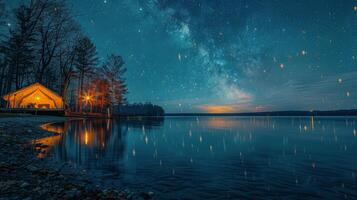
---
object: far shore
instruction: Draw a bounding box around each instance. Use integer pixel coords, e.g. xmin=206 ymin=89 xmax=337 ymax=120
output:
xmin=0 ymin=114 xmax=150 ymax=200
xmin=165 ymin=109 xmax=357 ymax=116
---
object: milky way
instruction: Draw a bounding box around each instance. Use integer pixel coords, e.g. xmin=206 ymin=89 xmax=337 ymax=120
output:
xmin=8 ymin=0 xmax=357 ymax=112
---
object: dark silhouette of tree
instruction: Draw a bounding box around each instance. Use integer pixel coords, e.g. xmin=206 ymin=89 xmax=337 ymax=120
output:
xmin=1 ymin=5 xmax=36 ymax=93
xmin=0 ymin=0 xmax=169 ymax=116
xmin=0 ymin=0 xmax=80 ymax=102
xmin=73 ymin=36 xmax=98 ymax=113
xmin=34 ymin=0 xmax=76 ymax=85
xmin=101 ymin=54 xmax=128 ymax=107
xmin=116 ymin=103 xmax=165 ymax=116
xmin=0 ymin=0 xmax=7 ymax=101
xmin=57 ymin=28 xmax=81 ymax=106
xmin=0 ymin=0 xmax=6 ymax=30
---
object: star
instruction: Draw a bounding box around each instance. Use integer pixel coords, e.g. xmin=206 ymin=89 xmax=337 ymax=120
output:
xmin=28 ymin=0 xmax=357 ymax=113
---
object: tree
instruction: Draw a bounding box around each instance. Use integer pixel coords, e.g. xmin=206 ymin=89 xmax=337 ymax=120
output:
xmin=0 ymin=0 xmax=7 ymax=30
xmin=1 ymin=5 xmax=37 ymax=95
xmin=0 ymin=0 xmax=132 ymax=114
xmin=0 ymin=0 xmax=78 ymax=98
xmin=101 ymin=54 xmax=128 ymax=107
xmin=116 ymin=103 xmax=165 ymax=116
xmin=34 ymin=0 xmax=77 ymax=85
xmin=74 ymin=36 xmax=98 ymax=113
xmin=56 ymin=22 xmax=81 ymax=106
xmin=86 ymin=78 xmax=111 ymax=113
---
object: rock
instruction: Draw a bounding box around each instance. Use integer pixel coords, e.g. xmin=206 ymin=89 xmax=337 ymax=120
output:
xmin=27 ymin=129 xmax=32 ymax=133
xmin=126 ymin=192 xmax=134 ymax=200
xmin=20 ymin=182 xmax=30 ymax=188
xmin=140 ymin=191 xmax=154 ymax=199
xmin=64 ymin=189 xmax=80 ymax=199
xmin=0 ymin=180 xmax=17 ymax=191
xmin=33 ymin=187 xmax=41 ymax=192
xmin=26 ymin=165 xmax=38 ymax=172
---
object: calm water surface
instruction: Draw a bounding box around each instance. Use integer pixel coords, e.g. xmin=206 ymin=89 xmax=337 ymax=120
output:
xmin=37 ymin=117 xmax=357 ymax=199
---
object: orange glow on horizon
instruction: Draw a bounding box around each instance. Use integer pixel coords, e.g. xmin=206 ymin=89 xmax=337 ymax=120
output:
xmin=199 ymin=105 xmax=238 ymax=113
xmin=198 ymin=104 xmax=266 ymax=113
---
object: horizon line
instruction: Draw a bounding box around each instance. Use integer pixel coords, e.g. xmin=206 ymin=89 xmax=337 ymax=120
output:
xmin=164 ymin=109 xmax=357 ymax=116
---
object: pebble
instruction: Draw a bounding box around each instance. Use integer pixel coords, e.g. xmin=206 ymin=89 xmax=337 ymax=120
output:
xmin=140 ymin=191 xmax=154 ymax=199
xmin=64 ymin=189 xmax=80 ymax=198
xmin=20 ymin=182 xmax=30 ymax=188
xmin=26 ymin=165 xmax=38 ymax=172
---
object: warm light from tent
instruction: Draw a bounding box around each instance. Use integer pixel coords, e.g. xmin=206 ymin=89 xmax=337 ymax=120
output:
xmin=85 ymin=131 xmax=88 ymax=145
xmin=35 ymin=96 xmax=40 ymax=101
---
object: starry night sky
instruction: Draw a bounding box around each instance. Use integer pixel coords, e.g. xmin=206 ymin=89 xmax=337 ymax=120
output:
xmin=8 ymin=0 xmax=357 ymax=113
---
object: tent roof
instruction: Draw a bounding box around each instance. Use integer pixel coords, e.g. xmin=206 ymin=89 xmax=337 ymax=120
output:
xmin=2 ymin=82 xmax=62 ymax=100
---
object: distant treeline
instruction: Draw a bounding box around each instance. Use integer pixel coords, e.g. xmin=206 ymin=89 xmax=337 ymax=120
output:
xmin=166 ymin=109 xmax=357 ymax=116
xmin=115 ymin=103 xmax=165 ymax=116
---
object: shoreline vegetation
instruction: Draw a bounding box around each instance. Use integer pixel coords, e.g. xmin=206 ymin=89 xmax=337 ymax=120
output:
xmin=0 ymin=114 xmax=154 ymax=199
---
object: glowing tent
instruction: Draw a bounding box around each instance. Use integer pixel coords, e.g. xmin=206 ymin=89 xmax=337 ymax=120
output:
xmin=2 ymin=83 xmax=64 ymax=109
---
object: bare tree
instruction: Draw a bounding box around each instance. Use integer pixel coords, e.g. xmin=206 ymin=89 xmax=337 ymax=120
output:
xmin=34 ymin=0 xmax=76 ymax=85
xmin=0 ymin=0 xmax=68 ymax=95
xmin=58 ymin=31 xmax=81 ymax=106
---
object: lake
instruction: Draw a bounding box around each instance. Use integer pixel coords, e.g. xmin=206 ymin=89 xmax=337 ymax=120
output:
xmin=37 ymin=116 xmax=357 ymax=199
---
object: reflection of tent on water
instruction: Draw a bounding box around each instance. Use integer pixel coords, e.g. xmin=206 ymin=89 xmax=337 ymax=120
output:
xmin=2 ymin=82 xmax=64 ymax=109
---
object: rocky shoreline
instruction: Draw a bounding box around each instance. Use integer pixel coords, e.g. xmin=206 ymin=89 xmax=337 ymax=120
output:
xmin=0 ymin=115 xmax=152 ymax=200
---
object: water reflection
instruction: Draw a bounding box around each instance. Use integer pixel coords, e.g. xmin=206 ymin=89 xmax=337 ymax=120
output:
xmin=36 ymin=116 xmax=357 ymax=199
xmin=38 ymin=117 xmax=164 ymax=168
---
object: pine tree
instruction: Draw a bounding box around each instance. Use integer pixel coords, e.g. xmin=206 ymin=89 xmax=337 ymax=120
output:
xmin=73 ymin=36 xmax=98 ymax=113
xmin=2 ymin=5 xmax=36 ymax=93
xmin=101 ymin=54 xmax=128 ymax=107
